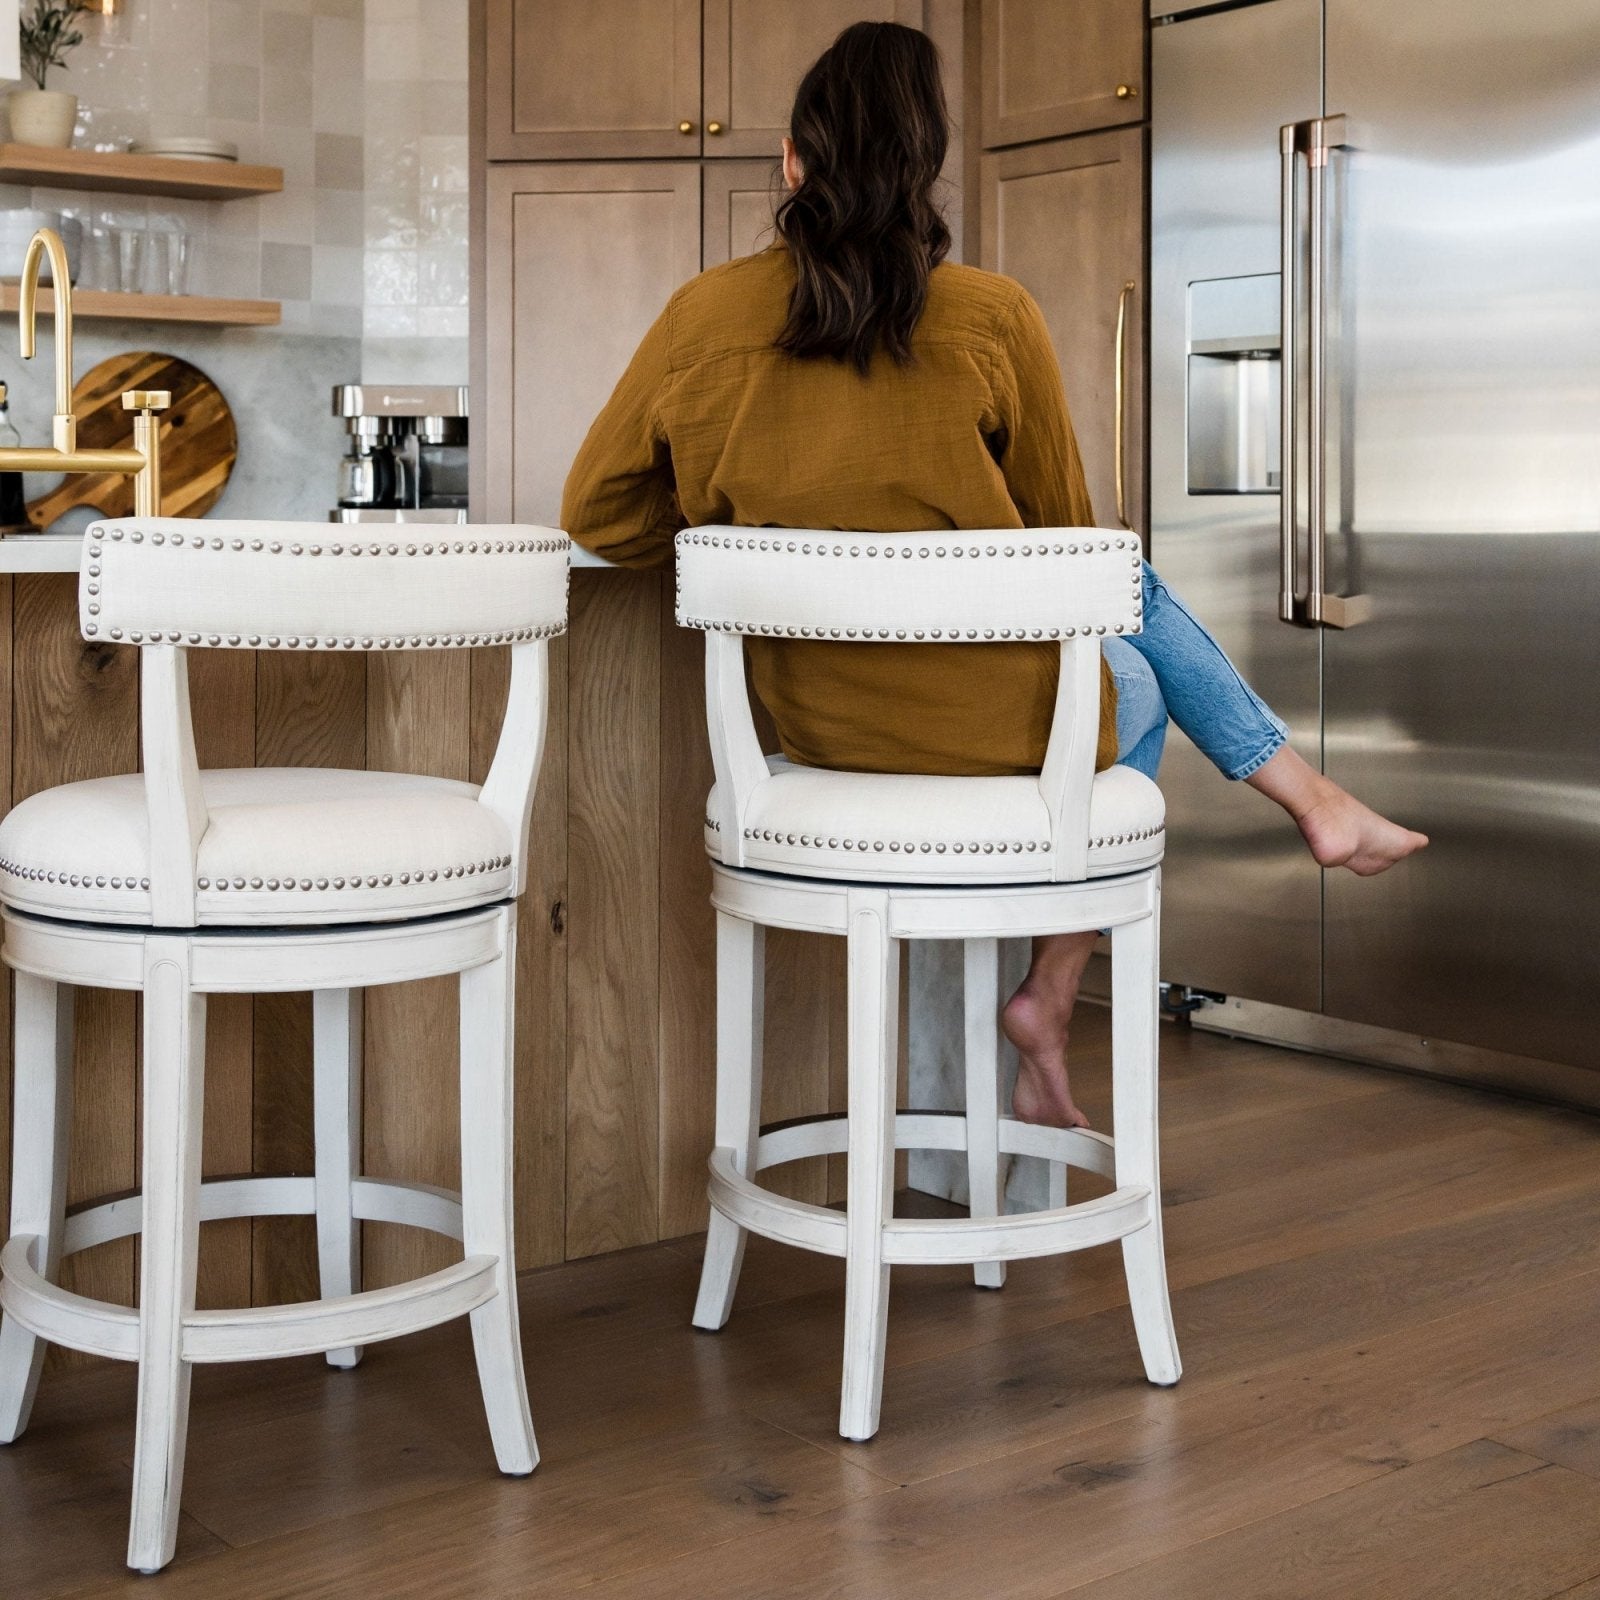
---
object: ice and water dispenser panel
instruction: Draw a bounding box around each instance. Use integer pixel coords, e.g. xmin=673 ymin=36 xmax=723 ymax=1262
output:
xmin=1186 ymin=274 xmax=1281 ymax=495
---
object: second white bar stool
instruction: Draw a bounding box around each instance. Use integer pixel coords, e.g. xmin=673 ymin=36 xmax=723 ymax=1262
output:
xmin=678 ymin=525 xmax=1181 ymax=1441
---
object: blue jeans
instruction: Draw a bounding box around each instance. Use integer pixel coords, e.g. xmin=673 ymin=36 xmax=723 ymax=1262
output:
xmin=1104 ymin=561 xmax=1288 ymax=783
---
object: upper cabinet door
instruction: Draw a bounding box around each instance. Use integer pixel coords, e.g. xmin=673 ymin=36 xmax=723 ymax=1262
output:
xmin=980 ymin=0 xmax=1145 ymax=148
xmin=702 ymin=1 xmax=927 ymax=159
xmin=486 ymin=0 xmax=703 ymax=160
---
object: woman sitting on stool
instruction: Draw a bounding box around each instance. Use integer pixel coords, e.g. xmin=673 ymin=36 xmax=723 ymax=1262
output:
xmin=561 ymin=20 xmax=1427 ymax=1130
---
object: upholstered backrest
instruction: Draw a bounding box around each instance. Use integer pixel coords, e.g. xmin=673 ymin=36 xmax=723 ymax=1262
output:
xmin=676 ymin=526 xmax=1143 ymax=640
xmin=675 ymin=526 xmax=1142 ymax=884
xmin=81 ymin=519 xmax=568 ymax=649
xmin=81 ymin=520 xmax=570 ymax=924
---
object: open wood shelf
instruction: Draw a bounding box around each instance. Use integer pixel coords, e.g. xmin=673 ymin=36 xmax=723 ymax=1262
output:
xmin=0 ymin=285 xmax=280 ymax=326
xmin=0 ymin=143 xmax=282 ymax=201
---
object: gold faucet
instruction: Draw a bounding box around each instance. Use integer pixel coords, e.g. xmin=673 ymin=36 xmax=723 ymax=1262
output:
xmin=4 ymin=226 xmax=167 ymax=522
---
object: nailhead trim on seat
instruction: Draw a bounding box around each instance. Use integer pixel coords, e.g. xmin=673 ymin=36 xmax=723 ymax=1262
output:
xmin=199 ymin=854 xmax=511 ymax=892
xmin=80 ymin=529 xmax=570 ymax=645
xmin=0 ymin=854 xmax=511 ymax=895
xmin=732 ymin=824 xmax=1163 ymax=855
xmin=0 ymin=856 xmax=150 ymax=891
xmin=677 ymin=532 xmax=1143 ymax=641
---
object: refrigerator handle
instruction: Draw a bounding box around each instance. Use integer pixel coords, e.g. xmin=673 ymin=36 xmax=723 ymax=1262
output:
xmin=1296 ymin=113 xmax=1373 ymax=631
xmin=1114 ymin=278 xmax=1135 ymax=533
xmin=1278 ymin=121 xmax=1304 ymax=625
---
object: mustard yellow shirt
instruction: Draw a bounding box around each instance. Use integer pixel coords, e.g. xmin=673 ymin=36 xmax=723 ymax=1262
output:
xmin=561 ymin=246 xmax=1117 ymax=776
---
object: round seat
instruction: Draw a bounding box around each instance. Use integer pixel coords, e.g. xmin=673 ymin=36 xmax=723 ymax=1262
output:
xmin=0 ymin=768 xmax=513 ymax=927
xmin=705 ymin=757 xmax=1165 ymax=884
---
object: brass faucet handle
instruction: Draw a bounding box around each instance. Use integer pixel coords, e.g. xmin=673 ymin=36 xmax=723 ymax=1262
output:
xmin=122 ymin=389 xmax=171 ymax=412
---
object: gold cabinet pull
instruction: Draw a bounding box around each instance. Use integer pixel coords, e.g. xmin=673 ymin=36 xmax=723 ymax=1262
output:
xmin=1114 ymin=279 xmax=1135 ymax=532
xmin=706 ymin=120 xmax=724 ymax=135
xmin=678 ymin=120 xmax=696 ymax=135
xmin=1115 ymin=83 xmax=1138 ymax=100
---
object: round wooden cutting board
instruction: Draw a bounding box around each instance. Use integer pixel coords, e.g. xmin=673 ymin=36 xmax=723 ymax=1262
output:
xmin=26 ymin=351 xmax=238 ymax=527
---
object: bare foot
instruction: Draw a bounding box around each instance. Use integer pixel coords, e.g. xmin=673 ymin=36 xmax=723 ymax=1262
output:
xmin=1293 ymin=783 xmax=1430 ymax=876
xmin=1246 ymin=747 xmax=1428 ymax=877
xmin=1003 ymin=945 xmax=1093 ymax=1130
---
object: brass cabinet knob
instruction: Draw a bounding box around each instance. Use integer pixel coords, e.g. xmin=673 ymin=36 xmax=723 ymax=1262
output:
xmin=678 ymin=119 xmax=695 ymax=134
xmin=1114 ymin=83 xmax=1138 ymax=99
xmin=706 ymin=120 xmax=724 ymax=135
xmin=122 ymin=389 xmax=171 ymax=412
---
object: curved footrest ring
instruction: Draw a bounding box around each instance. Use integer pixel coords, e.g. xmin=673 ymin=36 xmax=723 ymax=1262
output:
xmin=754 ymin=1109 xmax=1115 ymax=1179
xmin=0 ymin=1174 xmax=489 ymax=1364
xmin=709 ymin=1111 xmax=1150 ymax=1268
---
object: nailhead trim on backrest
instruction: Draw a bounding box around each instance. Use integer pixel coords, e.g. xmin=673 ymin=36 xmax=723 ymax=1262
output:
xmin=80 ymin=526 xmax=571 ymax=648
xmin=675 ymin=530 xmax=1144 ymax=640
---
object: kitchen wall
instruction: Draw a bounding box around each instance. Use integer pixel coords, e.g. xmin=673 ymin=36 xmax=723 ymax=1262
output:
xmin=0 ymin=0 xmax=470 ymax=524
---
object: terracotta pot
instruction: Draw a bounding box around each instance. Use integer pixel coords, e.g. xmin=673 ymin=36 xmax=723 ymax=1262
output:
xmin=7 ymin=90 xmax=78 ymax=149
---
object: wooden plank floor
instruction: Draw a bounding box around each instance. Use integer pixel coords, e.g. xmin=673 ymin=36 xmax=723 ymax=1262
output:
xmin=10 ymin=1014 xmax=1600 ymax=1599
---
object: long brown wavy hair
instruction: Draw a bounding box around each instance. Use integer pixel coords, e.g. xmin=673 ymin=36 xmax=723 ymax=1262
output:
xmin=775 ymin=21 xmax=951 ymax=375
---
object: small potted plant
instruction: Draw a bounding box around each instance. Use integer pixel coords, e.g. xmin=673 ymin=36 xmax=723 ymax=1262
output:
xmin=10 ymin=1 xmax=90 ymax=149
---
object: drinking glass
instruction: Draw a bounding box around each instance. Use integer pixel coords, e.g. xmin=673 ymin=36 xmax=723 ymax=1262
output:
xmin=113 ymin=226 xmax=145 ymax=294
xmin=160 ymin=230 xmax=191 ymax=295
xmin=80 ymin=225 xmax=115 ymax=291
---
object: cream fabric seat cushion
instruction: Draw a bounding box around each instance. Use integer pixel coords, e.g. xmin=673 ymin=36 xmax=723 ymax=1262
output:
xmin=0 ymin=768 xmax=514 ymax=928
xmin=706 ymin=759 xmax=1164 ymax=885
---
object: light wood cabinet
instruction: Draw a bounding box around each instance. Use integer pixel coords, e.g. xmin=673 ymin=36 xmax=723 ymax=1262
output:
xmin=702 ymin=0 xmax=923 ymax=158
xmin=485 ymin=0 xmax=701 ymax=160
xmin=980 ymin=0 xmax=1145 ymax=148
xmin=487 ymin=0 xmax=930 ymax=162
xmin=979 ymin=127 xmax=1146 ymax=537
xmin=483 ymin=162 xmax=701 ymax=527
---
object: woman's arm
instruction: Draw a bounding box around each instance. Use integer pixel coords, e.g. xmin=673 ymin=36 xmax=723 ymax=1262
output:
xmin=990 ymin=286 xmax=1097 ymax=529
xmin=560 ymin=299 xmax=682 ymax=567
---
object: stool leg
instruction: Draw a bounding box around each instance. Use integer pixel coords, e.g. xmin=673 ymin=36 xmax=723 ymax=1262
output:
xmin=963 ymin=939 xmax=1006 ymax=1290
xmin=1046 ymin=1160 xmax=1070 ymax=1213
xmin=0 ymin=977 xmax=75 ymax=1443
xmin=1112 ymin=887 xmax=1181 ymax=1389
xmin=313 ymin=988 xmax=363 ymax=1370
xmin=128 ymin=940 xmax=207 ymax=1573
xmin=693 ymin=912 xmax=765 ymax=1332
xmin=840 ymin=889 xmax=898 ymax=1442
xmin=459 ymin=906 xmax=537 ymax=1477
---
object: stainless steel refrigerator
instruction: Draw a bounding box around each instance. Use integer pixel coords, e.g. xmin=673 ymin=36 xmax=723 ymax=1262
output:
xmin=1149 ymin=0 xmax=1600 ymax=1101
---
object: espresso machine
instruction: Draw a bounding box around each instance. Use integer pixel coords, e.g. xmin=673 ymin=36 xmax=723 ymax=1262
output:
xmin=331 ymin=384 xmax=469 ymax=523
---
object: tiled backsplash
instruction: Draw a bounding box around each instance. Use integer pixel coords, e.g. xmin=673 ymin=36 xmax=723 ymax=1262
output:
xmin=0 ymin=0 xmax=469 ymax=520
xmin=360 ymin=0 xmax=469 ymax=386
xmin=2 ymin=0 xmax=368 ymax=336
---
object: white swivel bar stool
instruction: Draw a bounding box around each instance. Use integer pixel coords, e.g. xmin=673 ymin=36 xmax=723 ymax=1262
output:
xmin=679 ymin=525 xmax=1181 ymax=1441
xmin=0 ymin=519 xmax=567 ymax=1571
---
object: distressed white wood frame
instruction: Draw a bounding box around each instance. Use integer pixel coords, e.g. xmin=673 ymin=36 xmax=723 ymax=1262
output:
xmin=0 ymin=520 xmax=565 ymax=1573
xmin=677 ymin=528 xmax=1177 ymax=1444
